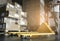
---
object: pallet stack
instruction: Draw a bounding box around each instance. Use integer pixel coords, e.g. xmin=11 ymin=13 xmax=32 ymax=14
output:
xmin=4 ymin=3 xmax=27 ymax=32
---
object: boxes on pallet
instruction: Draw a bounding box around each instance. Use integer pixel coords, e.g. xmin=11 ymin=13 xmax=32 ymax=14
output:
xmin=5 ymin=3 xmax=27 ymax=32
xmin=4 ymin=17 xmax=20 ymax=32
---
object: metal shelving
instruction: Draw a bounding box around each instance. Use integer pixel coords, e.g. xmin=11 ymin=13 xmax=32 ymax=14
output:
xmin=50 ymin=0 xmax=60 ymax=39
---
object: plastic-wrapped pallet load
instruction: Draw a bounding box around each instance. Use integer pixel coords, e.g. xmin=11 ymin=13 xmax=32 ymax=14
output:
xmin=21 ymin=12 xmax=27 ymax=17
xmin=4 ymin=17 xmax=20 ymax=32
xmin=5 ymin=2 xmax=27 ymax=32
xmin=5 ymin=3 xmax=20 ymax=32
xmin=15 ymin=2 xmax=22 ymax=11
xmin=20 ymin=18 xmax=27 ymax=25
xmin=14 ymin=3 xmax=27 ymax=31
xmin=20 ymin=19 xmax=27 ymax=31
xmin=20 ymin=12 xmax=27 ymax=31
xmin=6 ymin=3 xmax=15 ymax=11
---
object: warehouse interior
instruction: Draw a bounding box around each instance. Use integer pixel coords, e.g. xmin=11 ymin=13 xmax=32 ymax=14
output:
xmin=0 ymin=0 xmax=60 ymax=41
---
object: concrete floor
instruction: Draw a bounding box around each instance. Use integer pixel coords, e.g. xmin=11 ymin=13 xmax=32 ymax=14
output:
xmin=0 ymin=35 xmax=59 ymax=41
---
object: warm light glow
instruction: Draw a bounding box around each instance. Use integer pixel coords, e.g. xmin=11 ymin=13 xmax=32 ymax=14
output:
xmin=40 ymin=0 xmax=44 ymax=6
xmin=40 ymin=0 xmax=45 ymax=25
xmin=40 ymin=11 xmax=45 ymax=25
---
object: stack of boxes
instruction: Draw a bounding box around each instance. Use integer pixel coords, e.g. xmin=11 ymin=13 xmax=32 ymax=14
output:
xmin=20 ymin=12 xmax=27 ymax=31
xmin=5 ymin=3 xmax=27 ymax=32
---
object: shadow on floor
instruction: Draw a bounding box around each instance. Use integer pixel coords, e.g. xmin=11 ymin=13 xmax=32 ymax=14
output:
xmin=0 ymin=35 xmax=59 ymax=41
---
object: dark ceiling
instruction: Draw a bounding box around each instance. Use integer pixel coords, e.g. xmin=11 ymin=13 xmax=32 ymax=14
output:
xmin=12 ymin=0 xmax=23 ymax=5
xmin=12 ymin=0 xmax=53 ymax=6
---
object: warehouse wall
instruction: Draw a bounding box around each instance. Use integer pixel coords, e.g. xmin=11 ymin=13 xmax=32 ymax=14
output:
xmin=22 ymin=0 xmax=40 ymax=31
